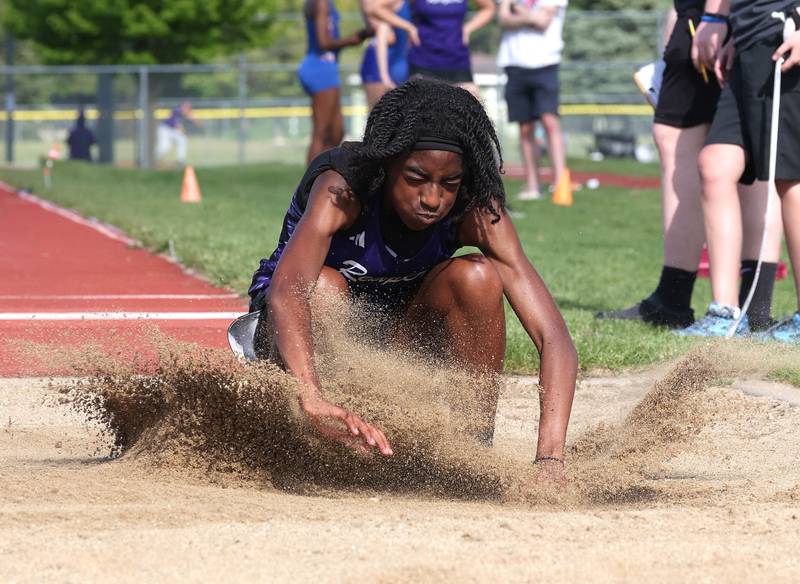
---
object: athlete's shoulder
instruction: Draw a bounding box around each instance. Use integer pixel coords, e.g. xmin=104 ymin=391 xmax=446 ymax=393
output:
xmin=457 ymin=204 xmax=513 ymax=247
xmin=305 ymin=168 xmax=362 ymax=231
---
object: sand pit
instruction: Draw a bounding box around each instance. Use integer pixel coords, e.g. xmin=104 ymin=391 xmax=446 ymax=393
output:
xmin=2 ymin=345 xmax=800 ymax=582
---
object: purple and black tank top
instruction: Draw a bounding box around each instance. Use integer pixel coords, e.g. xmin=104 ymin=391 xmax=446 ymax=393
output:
xmin=248 ymin=145 xmax=460 ymax=307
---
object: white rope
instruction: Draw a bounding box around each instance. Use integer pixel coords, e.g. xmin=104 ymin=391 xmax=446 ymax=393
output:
xmin=726 ymin=13 xmax=792 ymax=338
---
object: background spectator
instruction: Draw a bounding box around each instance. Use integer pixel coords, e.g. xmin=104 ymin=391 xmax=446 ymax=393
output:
xmin=497 ymin=0 xmax=568 ymax=200
xmin=66 ymin=110 xmax=96 ymax=162
xmin=300 ymin=0 xmax=371 ymax=162
xmin=156 ymin=102 xmax=201 ymax=167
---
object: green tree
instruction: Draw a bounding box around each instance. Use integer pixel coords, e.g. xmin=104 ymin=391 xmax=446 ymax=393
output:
xmin=4 ymin=0 xmax=280 ymax=164
xmin=4 ymin=0 xmax=278 ymax=65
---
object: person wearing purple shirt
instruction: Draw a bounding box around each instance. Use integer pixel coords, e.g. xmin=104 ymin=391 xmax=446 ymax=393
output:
xmin=156 ymin=102 xmax=200 ymax=167
xmin=300 ymin=0 xmax=372 ymax=163
xmin=369 ymin=0 xmax=494 ymax=97
xmin=235 ymin=80 xmax=577 ymax=477
xmin=66 ymin=110 xmax=96 ymax=162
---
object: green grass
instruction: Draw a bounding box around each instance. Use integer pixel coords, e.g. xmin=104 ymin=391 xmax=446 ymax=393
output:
xmin=1 ymin=160 xmax=795 ymax=373
xmin=768 ymin=367 xmax=800 ymax=388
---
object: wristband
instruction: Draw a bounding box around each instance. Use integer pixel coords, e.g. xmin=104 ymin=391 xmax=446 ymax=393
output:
xmin=701 ymin=13 xmax=729 ymax=25
xmin=534 ymin=455 xmax=564 ymax=464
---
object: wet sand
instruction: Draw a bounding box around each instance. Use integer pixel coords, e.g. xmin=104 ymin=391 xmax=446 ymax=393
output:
xmin=3 ymin=363 xmax=799 ymax=583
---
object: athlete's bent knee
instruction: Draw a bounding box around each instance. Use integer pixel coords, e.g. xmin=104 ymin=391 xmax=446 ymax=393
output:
xmin=448 ymin=255 xmax=503 ymax=301
xmin=316 ymin=266 xmax=349 ymax=296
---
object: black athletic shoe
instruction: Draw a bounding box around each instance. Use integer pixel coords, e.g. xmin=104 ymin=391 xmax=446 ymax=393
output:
xmin=595 ymin=294 xmax=694 ymax=328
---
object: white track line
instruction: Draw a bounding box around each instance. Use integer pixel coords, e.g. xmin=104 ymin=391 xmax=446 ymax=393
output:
xmin=0 ymin=294 xmax=240 ymax=300
xmin=0 ymin=312 xmax=244 ymax=321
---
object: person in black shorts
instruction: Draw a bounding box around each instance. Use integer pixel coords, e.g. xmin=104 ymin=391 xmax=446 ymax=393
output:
xmin=597 ymin=0 xmax=782 ymax=331
xmin=684 ymin=1 xmax=800 ymax=341
xmin=497 ymin=0 xmax=568 ymax=200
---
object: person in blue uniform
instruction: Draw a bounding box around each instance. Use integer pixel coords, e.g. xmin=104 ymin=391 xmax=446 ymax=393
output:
xmin=247 ymin=79 xmax=577 ymax=475
xmin=360 ymin=0 xmax=413 ymax=107
xmin=300 ymin=0 xmax=373 ymax=163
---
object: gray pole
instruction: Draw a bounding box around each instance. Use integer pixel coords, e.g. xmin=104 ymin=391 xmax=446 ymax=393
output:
xmin=238 ymin=53 xmax=247 ymax=165
xmin=656 ymin=9 xmax=666 ymax=57
xmin=4 ymin=33 xmax=14 ymax=163
xmin=138 ymin=66 xmax=150 ymax=169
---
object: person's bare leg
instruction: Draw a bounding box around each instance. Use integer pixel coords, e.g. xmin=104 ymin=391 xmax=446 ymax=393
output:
xmin=364 ymin=83 xmax=389 ymax=109
xmin=540 ymin=113 xmax=565 ymax=190
xmin=698 ymin=143 xmax=747 ymax=307
xmin=307 ymin=87 xmax=343 ymax=163
xmin=519 ymin=120 xmax=541 ymax=195
xmin=400 ymin=254 xmax=506 ymax=442
xmin=776 ymin=181 xmax=800 ymax=311
xmin=740 ymin=181 xmax=783 ymax=262
xmin=596 ymin=124 xmax=709 ymax=326
xmin=656 ymin=123 xmax=708 ymax=271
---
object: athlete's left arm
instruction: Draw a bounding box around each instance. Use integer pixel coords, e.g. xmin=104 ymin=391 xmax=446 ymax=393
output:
xmin=463 ymin=0 xmax=496 ymax=45
xmin=460 ymin=207 xmax=577 ymax=461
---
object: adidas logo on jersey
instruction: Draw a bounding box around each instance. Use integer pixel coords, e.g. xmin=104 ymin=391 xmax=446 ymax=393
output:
xmin=348 ymin=232 xmax=366 ymax=248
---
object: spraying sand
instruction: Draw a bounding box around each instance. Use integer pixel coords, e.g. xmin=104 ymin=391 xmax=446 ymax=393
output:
xmin=2 ymin=295 xmax=800 ymax=580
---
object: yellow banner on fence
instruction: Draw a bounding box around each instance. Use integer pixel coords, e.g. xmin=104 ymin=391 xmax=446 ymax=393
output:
xmin=0 ymin=103 xmax=651 ymax=122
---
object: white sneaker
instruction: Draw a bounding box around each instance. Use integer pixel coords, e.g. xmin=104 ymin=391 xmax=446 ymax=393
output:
xmin=517 ymin=189 xmax=543 ymax=201
xmin=633 ymin=60 xmax=665 ymax=108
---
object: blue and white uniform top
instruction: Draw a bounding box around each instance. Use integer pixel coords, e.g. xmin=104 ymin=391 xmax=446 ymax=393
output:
xmin=360 ymin=0 xmax=412 ymax=84
xmin=248 ymin=144 xmax=460 ymax=303
xmin=306 ymin=0 xmax=340 ymax=61
xmin=298 ymin=0 xmax=342 ymax=94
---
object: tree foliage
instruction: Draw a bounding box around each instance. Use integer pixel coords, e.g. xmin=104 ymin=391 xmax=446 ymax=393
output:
xmin=4 ymin=0 xmax=279 ymax=65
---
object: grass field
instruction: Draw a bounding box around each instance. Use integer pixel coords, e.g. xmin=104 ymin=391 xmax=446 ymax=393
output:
xmin=1 ymin=159 xmax=796 ymax=373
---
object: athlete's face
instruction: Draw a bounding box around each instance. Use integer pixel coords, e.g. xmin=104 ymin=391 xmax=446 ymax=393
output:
xmin=384 ymin=149 xmax=463 ymax=231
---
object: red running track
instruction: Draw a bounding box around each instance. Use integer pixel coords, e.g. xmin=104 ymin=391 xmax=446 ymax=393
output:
xmin=0 ymin=184 xmax=248 ymax=376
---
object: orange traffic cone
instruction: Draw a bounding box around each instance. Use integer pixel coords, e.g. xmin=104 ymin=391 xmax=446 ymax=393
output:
xmin=180 ymin=165 xmax=202 ymax=203
xmin=551 ymin=168 xmax=573 ymax=206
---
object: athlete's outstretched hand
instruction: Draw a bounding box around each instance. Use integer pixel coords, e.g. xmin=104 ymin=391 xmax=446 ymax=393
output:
xmin=533 ymin=458 xmax=567 ymax=487
xmin=300 ymin=394 xmax=394 ymax=456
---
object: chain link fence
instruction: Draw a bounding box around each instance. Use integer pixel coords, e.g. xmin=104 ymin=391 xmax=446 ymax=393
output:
xmin=0 ymin=10 xmax=667 ymax=169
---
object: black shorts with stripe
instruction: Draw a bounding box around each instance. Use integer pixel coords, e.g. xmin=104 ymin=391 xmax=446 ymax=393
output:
xmin=706 ymin=32 xmax=800 ymax=184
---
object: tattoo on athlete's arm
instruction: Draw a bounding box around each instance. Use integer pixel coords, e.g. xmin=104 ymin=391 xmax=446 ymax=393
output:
xmin=328 ymin=184 xmax=356 ymax=204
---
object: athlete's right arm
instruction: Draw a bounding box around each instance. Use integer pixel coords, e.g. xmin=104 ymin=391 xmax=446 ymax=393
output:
xmin=314 ymin=0 xmax=369 ymax=50
xmin=367 ymin=0 xmax=420 ymax=46
xmin=268 ymin=170 xmax=393 ymax=456
xmin=375 ymin=22 xmax=397 ymax=87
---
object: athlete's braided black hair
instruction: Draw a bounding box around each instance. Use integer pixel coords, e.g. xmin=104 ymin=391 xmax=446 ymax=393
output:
xmin=345 ymin=78 xmax=506 ymax=222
